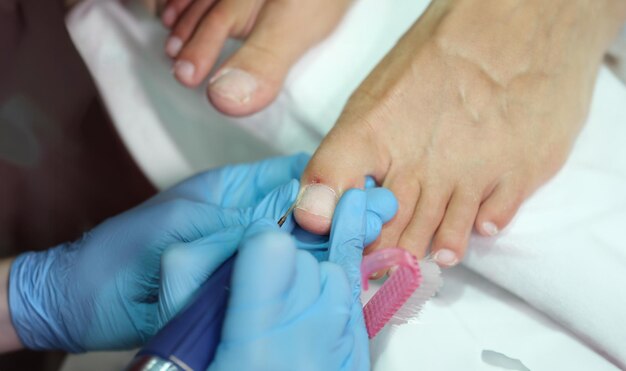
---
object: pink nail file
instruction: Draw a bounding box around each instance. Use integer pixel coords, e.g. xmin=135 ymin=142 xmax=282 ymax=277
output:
xmin=361 ymin=248 xmax=442 ymax=338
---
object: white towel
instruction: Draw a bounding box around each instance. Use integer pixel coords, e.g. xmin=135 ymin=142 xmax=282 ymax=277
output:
xmin=463 ymin=66 xmax=626 ymax=367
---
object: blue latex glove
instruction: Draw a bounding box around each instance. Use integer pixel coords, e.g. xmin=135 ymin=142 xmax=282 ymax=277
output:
xmin=208 ymin=188 xmax=397 ymax=371
xmin=157 ymin=185 xmax=397 ymax=335
xmin=149 ymin=153 xmax=309 ymax=207
xmin=8 ymin=154 xmax=306 ymax=352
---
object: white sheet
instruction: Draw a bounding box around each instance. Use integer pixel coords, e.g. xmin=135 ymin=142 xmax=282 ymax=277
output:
xmin=463 ymin=66 xmax=626 ymax=367
xmin=64 ymin=0 xmax=626 ymax=369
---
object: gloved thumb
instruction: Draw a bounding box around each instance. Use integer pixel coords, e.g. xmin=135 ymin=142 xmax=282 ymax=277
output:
xmin=251 ymin=179 xmax=300 ymax=222
xmin=327 ymin=189 xmax=368 ymax=301
xmin=157 ymin=227 xmax=244 ymax=327
xmin=222 ymin=220 xmax=298 ymax=339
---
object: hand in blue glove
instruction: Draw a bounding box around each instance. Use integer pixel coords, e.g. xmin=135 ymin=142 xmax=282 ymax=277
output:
xmin=208 ymin=188 xmax=397 ymax=371
xmin=149 ymin=153 xmax=309 ymax=207
xmin=8 ymin=154 xmax=306 ymax=352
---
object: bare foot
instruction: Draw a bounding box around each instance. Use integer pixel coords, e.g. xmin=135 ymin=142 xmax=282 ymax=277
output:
xmin=161 ymin=0 xmax=351 ymax=116
xmin=295 ymin=0 xmax=626 ymax=268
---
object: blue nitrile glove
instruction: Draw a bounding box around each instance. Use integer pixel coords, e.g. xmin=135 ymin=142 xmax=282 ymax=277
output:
xmin=208 ymin=188 xmax=396 ymax=371
xmin=156 ymin=185 xmax=397 ymax=332
xmin=8 ymin=155 xmax=305 ymax=352
xmin=279 ymin=186 xmax=398 ymax=262
xmin=157 ymin=186 xmax=397 ymax=352
xmin=148 ymin=153 xmax=309 ymax=207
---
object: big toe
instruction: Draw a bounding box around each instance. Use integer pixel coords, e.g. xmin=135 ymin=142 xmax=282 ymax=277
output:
xmin=294 ymin=123 xmax=388 ymax=235
xmin=207 ymin=1 xmax=348 ymax=116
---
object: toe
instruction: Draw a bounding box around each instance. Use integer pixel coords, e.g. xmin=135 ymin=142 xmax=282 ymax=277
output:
xmin=161 ymin=0 xmax=195 ymax=28
xmin=172 ymin=1 xmax=233 ymax=86
xmin=362 ymin=172 xmax=420 ymax=278
xmin=431 ymin=188 xmax=480 ymax=267
xmin=207 ymin=0 xmax=348 ymax=116
xmin=295 ymin=123 xmax=388 ymax=235
xmin=166 ymin=0 xmax=218 ymax=57
xmin=397 ymin=183 xmax=450 ymax=259
xmin=475 ymin=181 xmax=526 ymax=237
xmin=364 ymin=170 xmax=419 ymax=254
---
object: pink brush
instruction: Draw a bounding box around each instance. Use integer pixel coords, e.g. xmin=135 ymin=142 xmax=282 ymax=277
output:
xmin=361 ymin=248 xmax=442 ymax=338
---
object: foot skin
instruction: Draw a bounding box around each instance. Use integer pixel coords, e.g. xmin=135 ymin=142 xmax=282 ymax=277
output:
xmin=161 ymin=0 xmax=351 ymax=116
xmin=295 ymin=0 xmax=626 ymax=269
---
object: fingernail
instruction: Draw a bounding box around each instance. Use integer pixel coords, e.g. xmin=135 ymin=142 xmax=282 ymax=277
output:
xmin=209 ymin=68 xmax=257 ymax=105
xmin=295 ymin=184 xmax=338 ymax=219
xmin=173 ymin=60 xmax=195 ymax=83
xmin=165 ymin=36 xmax=183 ymax=57
xmin=482 ymin=221 xmax=499 ymax=236
xmin=433 ymin=249 xmax=458 ymax=267
xmin=162 ymin=7 xmax=177 ymax=27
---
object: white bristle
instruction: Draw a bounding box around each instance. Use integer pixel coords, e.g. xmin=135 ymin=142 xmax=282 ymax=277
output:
xmin=389 ymin=259 xmax=443 ymax=326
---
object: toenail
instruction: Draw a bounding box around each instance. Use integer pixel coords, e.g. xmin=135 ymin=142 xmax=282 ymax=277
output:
xmin=370 ymin=271 xmax=385 ymax=280
xmin=161 ymin=7 xmax=177 ymax=27
xmin=165 ymin=36 xmax=183 ymax=57
xmin=209 ymin=68 xmax=258 ymax=105
xmin=295 ymin=184 xmax=338 ymax=219
xmin=433 ymin=249 xmax=458 ymax=267
xmin=173 ymin=60 xmax=195 ymax=83
xmin=482 ymin=221 xmax=499 ymax=236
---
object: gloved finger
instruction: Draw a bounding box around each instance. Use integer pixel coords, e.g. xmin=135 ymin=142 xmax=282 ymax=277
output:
xmin=296 ymin=210 xmax=380 ymax=256
xmin=318 ymin=262 xmax=352 ymax=316
xmin=191 ymin=179 xmax=299 ymax=235
xmin=251 ymin=179 xmax=300 ymax=224
xmin=150 ymin=200 xmax=251 ymax=242
xmin=364 ymin=211 xmax=383 ymax=246
xmin=158 ymin=227 xmax=244 ymax=325
xmin=365 ymin=187 xmax=398 ymax=224
xmin=147 ymin=153 xmax=309 ymax=208
xmin=364 ymin=176 xmax=377 ymax=189
xmin=152 ymin=180 xmax=298 ymax=246
xmin=363 ymin=187 xmax=398 ymax=245
xmin=328 ymin=189 xmax=367 ymax=299
xmin=223 ymin=227 xmax=299 ymax=339
xmin=235 ymin=217 xmax=281 ymax=242
xmin=291 ymin=187 xmax=395 ymax=255
xmin=229 ymin=153 xmax=309 ymax=202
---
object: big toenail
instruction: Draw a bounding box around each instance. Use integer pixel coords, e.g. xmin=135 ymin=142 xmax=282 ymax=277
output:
xmin=433 ymin=249 xmax=458 ymax=267
xmin=482 ymin=221 xmax=499 ymax=236
xmin=295 ymin=184 xmax=338 ymax=219
xmin=209 ymin=68 xmax=258 ymax=105
xmin=173 ymin=60 xmax=195 ymax=83
xmin=165 ymin=36 xmax=183 ymax=57
xmin=162 ymin=7 xmax=177 ymax=27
